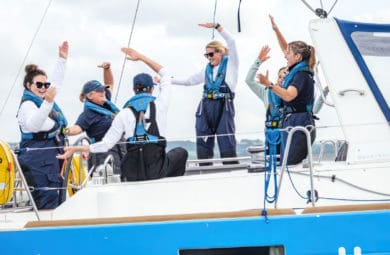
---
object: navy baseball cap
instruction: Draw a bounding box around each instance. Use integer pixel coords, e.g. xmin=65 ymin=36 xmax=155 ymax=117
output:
xmin=82 ymin=80 xmax=105 ymax=95
xmin=133 ymin=73 xmax=156 ymax=89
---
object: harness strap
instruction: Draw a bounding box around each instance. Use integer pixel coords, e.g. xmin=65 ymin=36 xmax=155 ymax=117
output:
xmin=203 ymin=91 xmax=234 ymax=100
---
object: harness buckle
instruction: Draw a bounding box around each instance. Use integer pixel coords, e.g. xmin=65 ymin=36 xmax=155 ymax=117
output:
xmin=265 ymin=120 xmax=280 ymax=129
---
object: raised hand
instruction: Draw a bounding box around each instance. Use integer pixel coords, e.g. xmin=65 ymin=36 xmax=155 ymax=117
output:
xmin=269 ymin=15 xmax=278 ymax=31
xmin=198 ymin=22 xmax=219 ymax=29
xmin=258 ymin=45 xmax=271 ymax=62
xmin=98 ymin=62 xmax=111 ymax=69
xmin=121 ymin=47 xmax=142 ymax=61
xmin=59 ymin=41 xmax=69 ymax=59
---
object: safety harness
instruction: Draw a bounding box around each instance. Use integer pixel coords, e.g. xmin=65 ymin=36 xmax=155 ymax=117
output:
xmin=123 ymin=93 xmax=159 ymax=144
xmin=203 ymin=56 xmax=234 ymax=100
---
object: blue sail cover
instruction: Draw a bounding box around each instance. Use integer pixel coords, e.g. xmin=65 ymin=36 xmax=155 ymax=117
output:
xmin=336 ymin=18 xmax=390 ymax=123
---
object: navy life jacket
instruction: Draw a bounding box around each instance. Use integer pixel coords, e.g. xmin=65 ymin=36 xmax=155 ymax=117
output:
xmin=19 ymin=90 xmax=68 ymax=141
xmin=203 ymin=56 xmax=234 ymax=99
xmin=121 ymin=93 xmax=166 ymax=181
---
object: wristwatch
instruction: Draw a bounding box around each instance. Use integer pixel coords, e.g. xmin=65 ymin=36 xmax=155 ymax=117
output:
xmin=268 ymin=83 xmax=274 ymax=90
xmin=214 ymin=23 xmax=221 ymax=29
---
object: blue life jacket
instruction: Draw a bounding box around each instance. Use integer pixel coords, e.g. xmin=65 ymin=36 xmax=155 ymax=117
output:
xmin=282 ymin=61 xmax=314 ymax=114
xmin=266 ymin=91 xmax=284 ymax=129
xmin=19 ymin=90 xmax=68 ymax=140
xmin=203 ymin=56 xmax=234 ymax=99
xmin=123 ymin=93 xmax=159 ymax=144
xmin=84 ymin=100 xmax=119 ymax=120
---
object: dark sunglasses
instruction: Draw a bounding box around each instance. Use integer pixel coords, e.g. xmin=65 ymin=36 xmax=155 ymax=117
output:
xmin=33 ymin=82 xmax=51 ymax=89
xmin=204 ymin=52 xmax=215 ymax=58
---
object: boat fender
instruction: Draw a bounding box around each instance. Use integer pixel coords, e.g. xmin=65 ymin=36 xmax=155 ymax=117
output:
xmin=0 ymin=140 xmax=16 ymax=205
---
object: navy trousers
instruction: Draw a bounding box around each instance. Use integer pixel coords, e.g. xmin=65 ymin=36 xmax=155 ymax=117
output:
xmin=18 ymin=138 xmax=64 ymax=209
xmin=281 ymin=112 xmax=316 ymax=165
xmin=195 ymin=98 xmax=237 ymax=164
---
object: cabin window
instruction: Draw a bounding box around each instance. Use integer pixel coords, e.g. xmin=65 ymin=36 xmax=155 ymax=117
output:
xmin=179 ymin=245 xmax=284 ymax=255
xmin=351 ymin=31 xmax=390 ymax=107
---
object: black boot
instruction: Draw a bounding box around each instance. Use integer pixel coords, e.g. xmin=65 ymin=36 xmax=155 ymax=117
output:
xmin=220 ymin=150 xmax=239 ymax=165
xmin=197 ymin=148 xmax=213 ymax=166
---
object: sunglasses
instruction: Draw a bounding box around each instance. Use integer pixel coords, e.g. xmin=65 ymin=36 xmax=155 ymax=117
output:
xmin=33 ymin=82 xmax=51 ymax=89
xmin=204 ymin=52 xmax=215 ymax=58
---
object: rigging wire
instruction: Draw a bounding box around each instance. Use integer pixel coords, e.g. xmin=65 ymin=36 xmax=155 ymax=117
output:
xmin=327 ymin=0 xmax=338 ymax=16
xmin=300 ymin=0 xmax=339 ymax=18
xmin=114 ymin=0 xmax=142 ymax=104
xmin=237 ymin=0 xmax=242 ymax=32
xmin=300 ymin=0 xmax=316 ymax=13
xmin=0 ymin=0 xmax=53 ymax=116
xmin=212 ymin=0 xmax=218 ymax=39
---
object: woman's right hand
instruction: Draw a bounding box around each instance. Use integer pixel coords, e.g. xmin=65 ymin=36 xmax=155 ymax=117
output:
xmin=59 ymin=41 xmax=69 ymax=59
xmin=269 ymin=15 xmax=278 ymax=30
xmin=45 ymin=86 xmax=56 ymax=103
xmin=56 ymin=145 xmax=89 ymax=160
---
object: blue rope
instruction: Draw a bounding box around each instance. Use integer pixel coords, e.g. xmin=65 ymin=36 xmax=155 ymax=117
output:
xmin=263 ymin=129 xmax=282 ymax=215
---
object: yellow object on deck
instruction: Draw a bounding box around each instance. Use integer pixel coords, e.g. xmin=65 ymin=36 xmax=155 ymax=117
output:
xmin=67 ymin=154 xmax=87 ymax=197
xmin=0 ymin=140 xmax=16 ymax=205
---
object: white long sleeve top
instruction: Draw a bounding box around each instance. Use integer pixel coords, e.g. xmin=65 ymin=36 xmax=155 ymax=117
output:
xmin=90 ymin=68 xmax=171 ymax=153
xmin=17 ymin=57 xmax=67 ymax=134
xmin=171 ymin=28 xmax=239 ymax=92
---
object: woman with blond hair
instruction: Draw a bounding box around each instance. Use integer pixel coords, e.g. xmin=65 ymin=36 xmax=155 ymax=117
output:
xmin=172 ymin=23 xmax=239 ymax=165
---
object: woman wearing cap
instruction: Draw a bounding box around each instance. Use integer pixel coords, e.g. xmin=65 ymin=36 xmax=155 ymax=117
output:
xmin=171 ymin=22 xmax=239 ymax=165
xmin=17 ymin=41 xmax=68 ymax=209
xmin=58 ymin=48 xmax=188 ymax=182
xmin=65 ymin=62 xmax=125 ymax=175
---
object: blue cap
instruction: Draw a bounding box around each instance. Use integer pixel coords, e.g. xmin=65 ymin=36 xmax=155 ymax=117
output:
xmin=133 ymin=73 xmax=155 ymax=90
xmin=82 ymin=80 xmax=105 ymax=95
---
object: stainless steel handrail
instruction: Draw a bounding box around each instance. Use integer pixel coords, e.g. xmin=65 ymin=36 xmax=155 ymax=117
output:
xmin=11 ymin=150 xmax=40 ymax=220
xmin=275 ymin=126 xmax=316 ymax=208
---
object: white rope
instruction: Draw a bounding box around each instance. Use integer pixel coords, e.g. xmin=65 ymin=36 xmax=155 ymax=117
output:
xmin=114 ymin=0 xmax=142 ymax=103
xmin=0 ymin=0 xmax=53 ymax=116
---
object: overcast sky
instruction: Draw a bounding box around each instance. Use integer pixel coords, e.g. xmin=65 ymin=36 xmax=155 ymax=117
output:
xmin=0 ymin=0 xmax=389 ymax=143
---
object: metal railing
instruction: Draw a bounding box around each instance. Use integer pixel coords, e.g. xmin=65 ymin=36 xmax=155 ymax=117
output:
xmin=275 ymin=126 xmax=316 ymax=208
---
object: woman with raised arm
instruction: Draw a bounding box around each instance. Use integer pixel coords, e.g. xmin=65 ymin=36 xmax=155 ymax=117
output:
xmin=171 ymin=22 xmax=239 ymax=165
xmin=258 ymin=41 xmax=317 ymax=164
xmin=58 ymin=48 xmax=188 ymax=182
xmin=17 ymin=41 xmax=69 ymax=209
xmin=65 ymin=62 xmax=125 ymax=175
